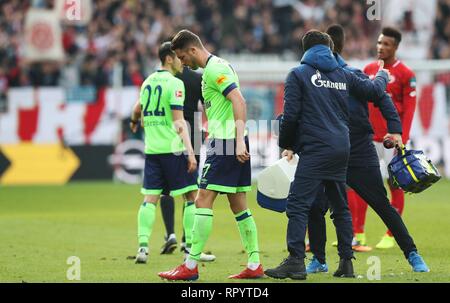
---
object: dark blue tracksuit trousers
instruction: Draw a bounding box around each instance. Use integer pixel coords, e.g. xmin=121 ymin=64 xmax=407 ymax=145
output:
xmin=308 ymin=165 xmax=417 ymax=263
xmin=287 ymin=175 xmax=354 ymax=260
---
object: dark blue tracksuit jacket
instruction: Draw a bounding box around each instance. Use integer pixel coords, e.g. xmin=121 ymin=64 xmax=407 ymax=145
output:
xmin=279 ymin=45 xmax=389 ymax=181
xmin=307 ymin=55 xmax=417 ymax=262
xmin=334 ymin=54 xmax=402 ymax=167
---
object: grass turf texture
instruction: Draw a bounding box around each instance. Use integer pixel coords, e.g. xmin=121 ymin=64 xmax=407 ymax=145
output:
xmin=1 ymin=180 xmax=449 ymax=283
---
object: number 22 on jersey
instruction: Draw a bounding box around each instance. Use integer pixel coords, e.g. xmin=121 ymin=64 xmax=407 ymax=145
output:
xmin=142 ymin=85 xmax=166 ymax=117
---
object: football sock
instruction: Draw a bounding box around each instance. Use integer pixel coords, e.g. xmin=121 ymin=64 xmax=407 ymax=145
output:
xmin=347 ymin=189 xmax=359 ymax=234
xmin=181 ymin=202 xmax=186 ymax=244
xmin=137 ymin=202 xmax=156 ymax=247
xmin=183 ymin=201 xmax=196 ymax=249
xmin=387 ymin=186 xmax=405 ymax=237
xmin=160 ymin=195 xmax=175 ymax=237
xmin=235 ymin=209 xmax=260 ymax=265
xmin=389 ymin=186 xmax=405 ymax=215
xmin=187 ymin=208 xmax=213 ymax=264
xmin=354 ymin=192 xmax=368 ymax=234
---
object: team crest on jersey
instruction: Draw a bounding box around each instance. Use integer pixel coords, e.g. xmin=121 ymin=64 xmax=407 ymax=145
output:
xmin=175 ymin=90 xmax=183 ymax=98
xmin=389 ymin=74 xmax=396 ymax=84
xmin=216 ymin=75 xmax=227 ymax=85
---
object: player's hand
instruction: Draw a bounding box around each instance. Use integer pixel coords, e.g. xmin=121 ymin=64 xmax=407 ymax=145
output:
xmin=282 ymin=149 xmax=294 ymax=161
xmin=130 ymin=120 xmax=139 ymax=133
xmin=384 ymin=133 xmax=403 ymax=149
xmin=236 ymin=139 xmax=250 ymax=163
xmin=187 ymin=154 xmax=197 ymax=173
xmin=378 ymin=60 xmax=391 ymax=82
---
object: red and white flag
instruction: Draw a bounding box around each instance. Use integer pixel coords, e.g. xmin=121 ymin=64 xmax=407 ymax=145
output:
xmin=24 ymin=9 xmax=64 ymax=62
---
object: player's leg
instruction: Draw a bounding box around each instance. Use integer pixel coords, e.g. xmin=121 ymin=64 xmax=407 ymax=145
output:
xmin=181 ymin=190 xmax=196 ymax=256
xmin=180 ymin=202 xmax=186 ymax=252
xmin=347 ymin=166 xmax=428 ymax=271
xmin=158 ymin=152 xmax=206 ymax=281
xmin=335 ymin=188 xmax=369 ymax=249
xmin=227 ymin=191 xmax=264 ymax=279
xmin=178 ymin=196 xmax=216 ymax=262
xmin=378 ymin=145 xmax=401 ymax=248
xmin=306 ymin=188 xmax=329 ymax=273
xmin=136 ymin=155 xmax=165 ymax=263
xmin=136 ymin=194 xmax=159 ymax=263
xmin=265 ymin=177 xmax=324 ymax=280
xmin=325 ymin=180 xmax=355 ymax=278
xmin=184 ymin=188 xmax=217 ymax=268
xmin=355 ymin=140 xmax=389 ymax=248
xmin=158 ymin=188 xmax=216 ymax=281
xmin=159 ymin=195 xmax=177 ymax=254
xmin=348 ymin=188 xmax=369 ymax=242
xmin=162 ymin=153 xmax=201 ymax=261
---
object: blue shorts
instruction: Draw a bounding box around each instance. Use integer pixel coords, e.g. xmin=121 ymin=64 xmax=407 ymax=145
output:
xmin=199 ymin=137 xmax=252 ymax=193
xmin=141 ymin=153 xmax=198 ymax=196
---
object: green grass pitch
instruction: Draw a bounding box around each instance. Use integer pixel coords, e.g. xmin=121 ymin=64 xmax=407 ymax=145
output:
xmin=1 ymin=180 xmax=449 ymax=283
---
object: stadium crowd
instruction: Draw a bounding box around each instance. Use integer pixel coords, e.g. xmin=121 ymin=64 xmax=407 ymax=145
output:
xmin=432 ymin=0 xmax=450 ymax=59
xmin=0 ymin=0 xmax=449 ymax=88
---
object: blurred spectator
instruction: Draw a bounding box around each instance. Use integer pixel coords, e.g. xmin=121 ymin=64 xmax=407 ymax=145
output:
xmin=431 ymin=0 xmax=450 ymax=59
xmin=0 ymin=0 xmax=449 ymax=87
xmin=0 ymin=65 xmax=8 ymax=111
xmin=28 ymin=62 xmax=61 ymax=86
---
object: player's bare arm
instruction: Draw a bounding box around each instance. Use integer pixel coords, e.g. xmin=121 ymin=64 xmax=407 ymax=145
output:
xmin=226 ymin=88 xmax=250 ymax=163
xmin=130 ymin=99 xmax=141 ymax=133
xmin=172 ymin=109 xmax=197 ymax=173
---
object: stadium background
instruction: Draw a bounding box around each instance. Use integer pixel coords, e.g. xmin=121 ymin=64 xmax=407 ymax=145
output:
xmin=0 ymin=0 xmax=449 ymax=184
xmin=1 ymin=0 xmax=450 ymax=283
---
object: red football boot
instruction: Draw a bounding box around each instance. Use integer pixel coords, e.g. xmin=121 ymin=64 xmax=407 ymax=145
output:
xmin=158 ymin=264 xmax=199 ymax=281
xmin=228 ymin=264 xmax=265 ymax=279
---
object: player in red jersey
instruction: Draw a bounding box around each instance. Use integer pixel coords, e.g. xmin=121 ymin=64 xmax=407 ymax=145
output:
xmin=350 ymin=27 xmax=417 ymax=250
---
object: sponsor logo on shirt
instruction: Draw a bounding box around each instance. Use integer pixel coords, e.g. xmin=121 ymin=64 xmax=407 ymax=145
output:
xmin=216 ymin=75 xmax=227 ymax=85
xmin=311 ymin=70 xmax=346 ymax=90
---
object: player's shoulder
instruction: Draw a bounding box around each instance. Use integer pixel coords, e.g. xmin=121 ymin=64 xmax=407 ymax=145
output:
xmin=396 ymin=60 xmax=415 ymax=77
xmin=347 ymin=66 xmax=368 ymax=80
xmin=211 ymin=55 xmax=229 ymax=65
xmin=207 ymin=56 xmax=231 ymax=73
xmin=140 ymin=73 xmax=154 ymax=89
xmin=363 ymin=61 xmax=379 ymax=73
xmin=171 ymin=74 xmax=184 ymax=86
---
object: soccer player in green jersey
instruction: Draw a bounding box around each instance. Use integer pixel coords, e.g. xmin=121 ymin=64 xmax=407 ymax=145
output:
xmin=158 ymin=30 xmax=264 ymax=281
xmin=130 ymin=42 xmax=198 ymax=264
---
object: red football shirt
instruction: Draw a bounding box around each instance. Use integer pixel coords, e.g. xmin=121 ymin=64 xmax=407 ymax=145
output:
xmin=364 ymin=60 xmax=417 ymax=143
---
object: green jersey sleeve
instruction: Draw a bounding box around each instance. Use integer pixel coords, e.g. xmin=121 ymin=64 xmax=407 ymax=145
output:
xmin=209 ymin=62 xmax=238 ymax=97
xmin=170 ymin=79 xmax=185 ymax=109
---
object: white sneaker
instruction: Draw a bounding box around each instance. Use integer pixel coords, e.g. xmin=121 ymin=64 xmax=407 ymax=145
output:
xmin=199 ymin=252 xmax=216 ymax=262
xmin=183 ymin=251 xmax=216 ymax=262
xmin=135 ymin=247 xmax=148 ymax=264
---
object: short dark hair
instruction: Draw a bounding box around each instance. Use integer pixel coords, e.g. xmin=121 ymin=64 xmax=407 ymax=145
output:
xmin=382 ymin=26 xmax=402 ymax=45
xmin=170 ymin=29 xmax=202 ymax=51
xmin=326 ymin=24 xmax=345 ymax=54
xmin=158 ymin=41 xmax=175 ymax=64
xmin=302 ymin=30 xmax=332 ymax=52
